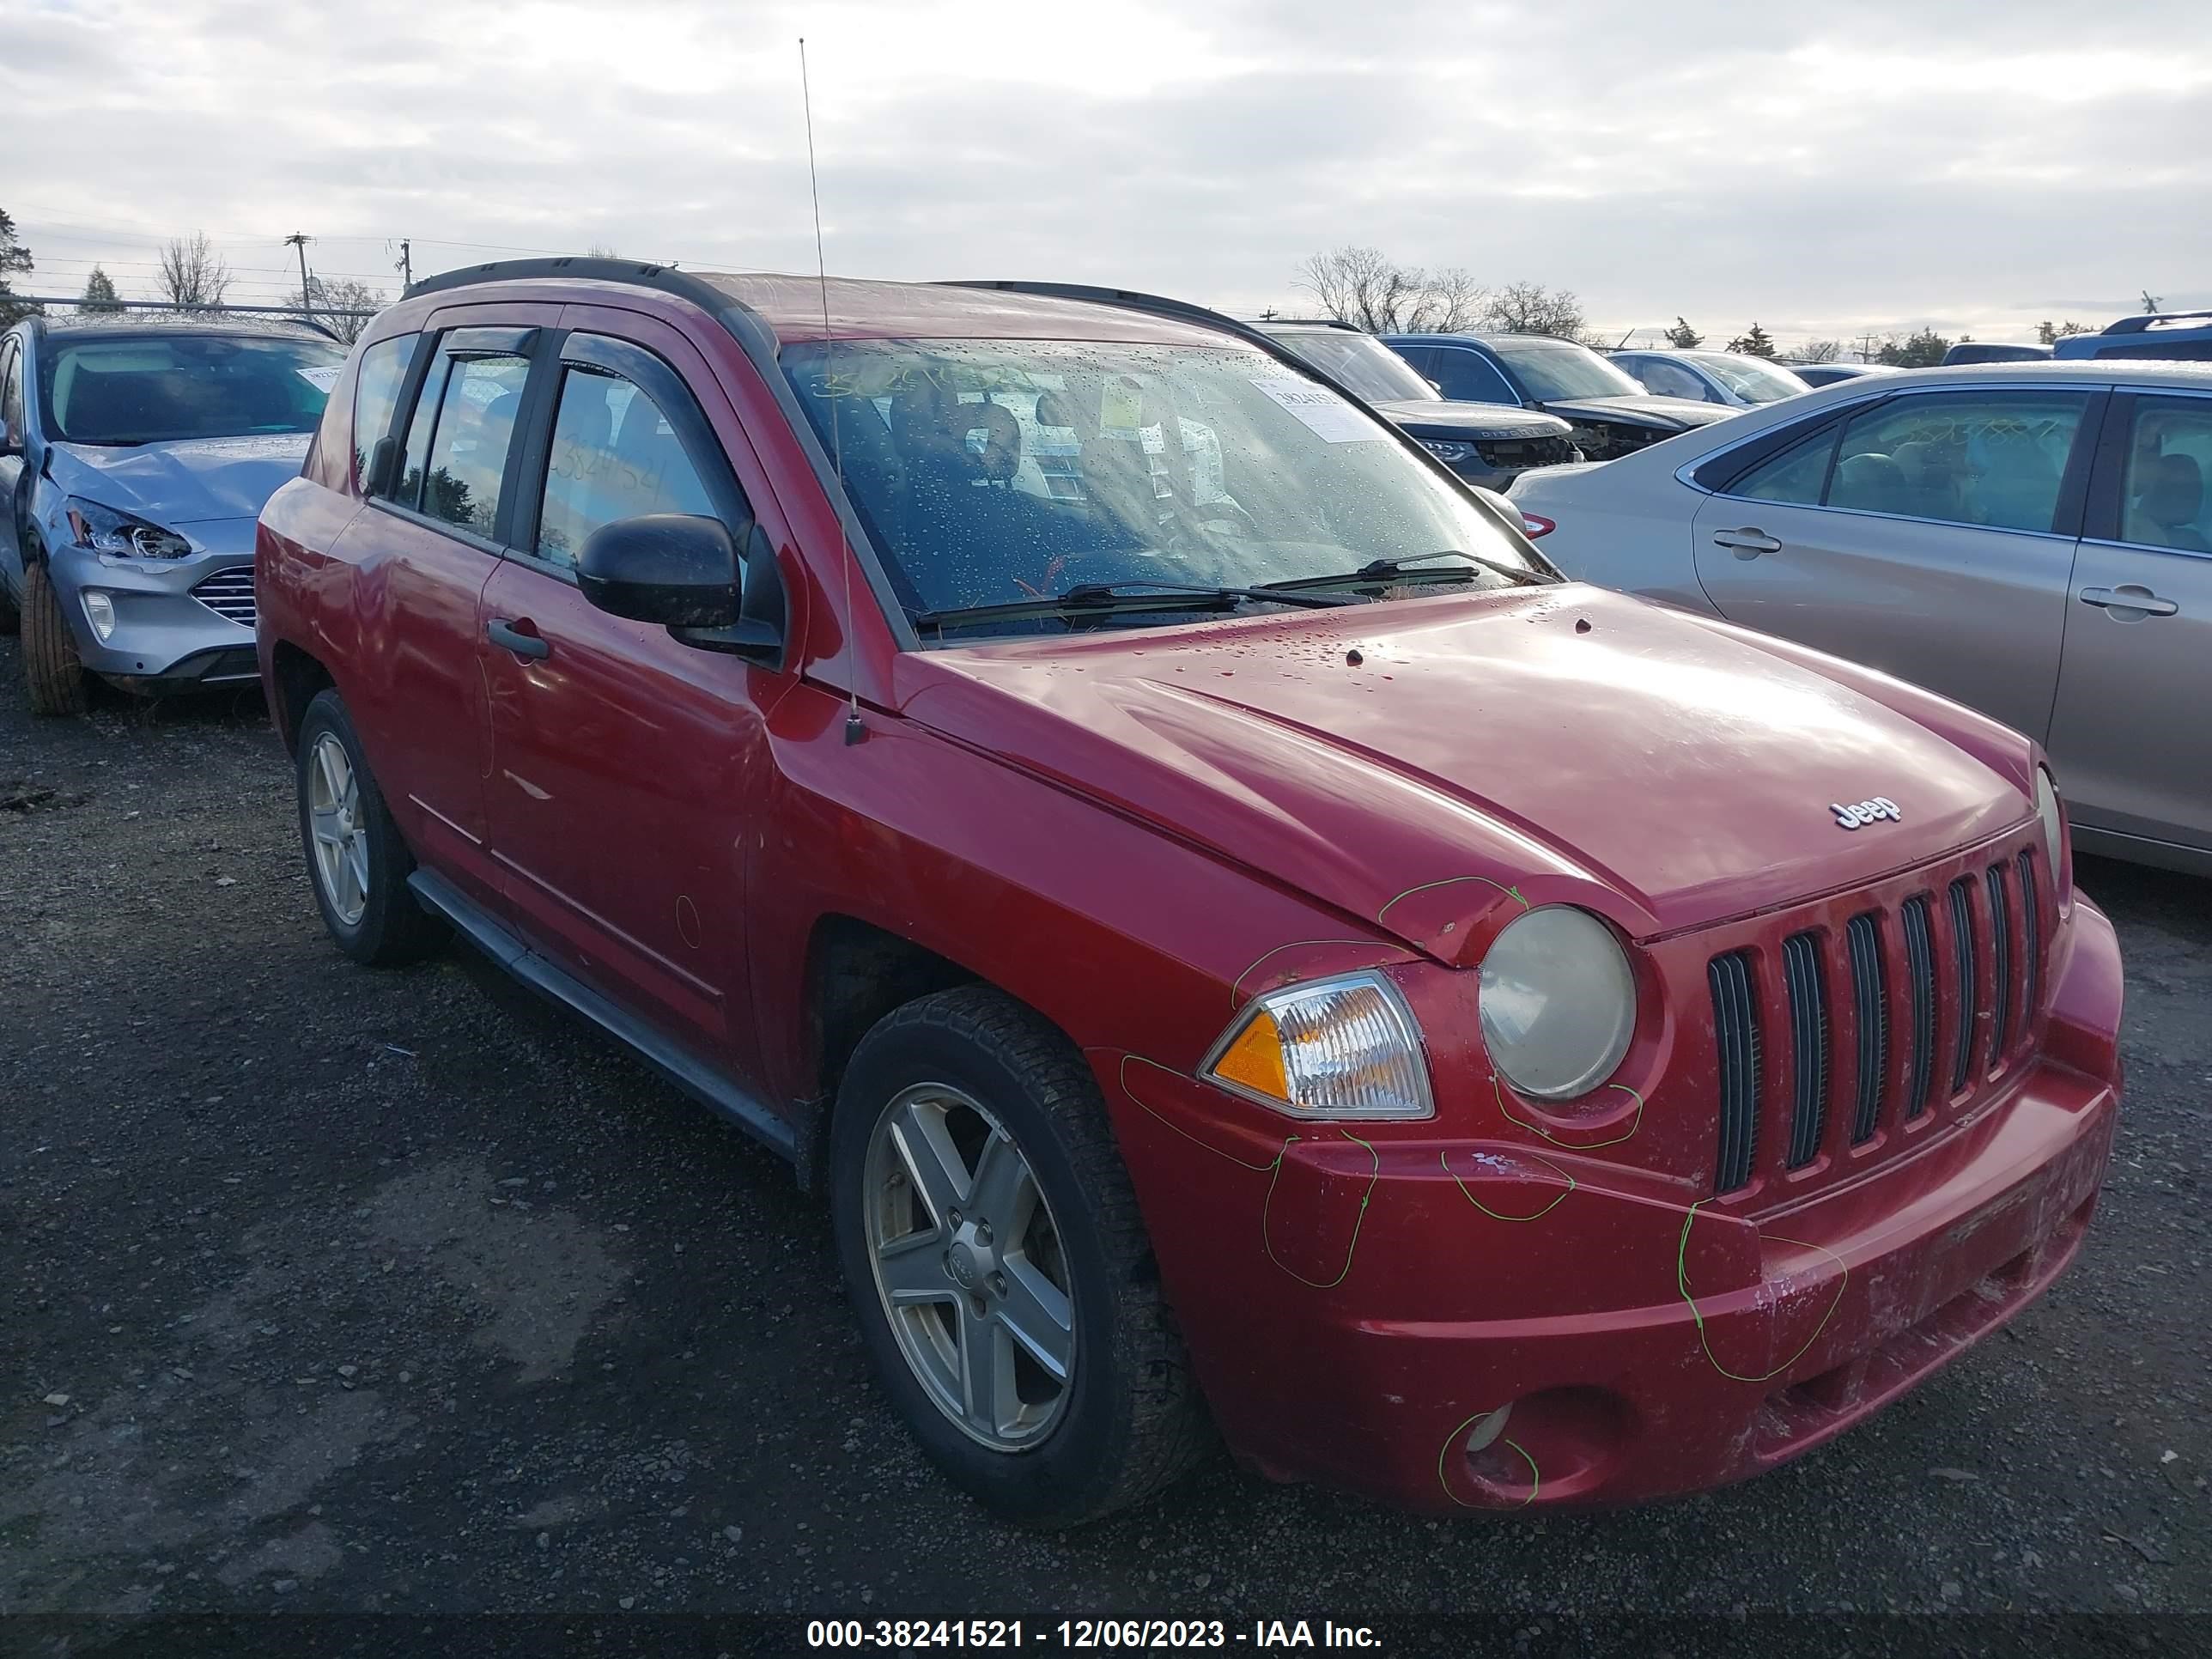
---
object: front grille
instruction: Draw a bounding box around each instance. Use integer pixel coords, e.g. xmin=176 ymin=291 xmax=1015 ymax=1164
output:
xmin=1708 ymin=844 xmax=2045 ymax=1195
xmin=1475 ymin=434 xmax=1579 ymax=471
xmin=1844 ymin=913 xmax=1888 ymax=1144
xmin=1781 ymin=933 xmax=1829 ymax=1167
xmin=1948 ymin=878 xmax=1979 ymax=1095
xmin=1901 ymin=896 xmax=1937 ymax=1119
xmin=1986 ymin=863 xmax=2014 ymax=1062
xmin=1709 ymin=952 xmax=1762 ymax=1193
xmin=191 ymin=567 xmax=256 ymax=628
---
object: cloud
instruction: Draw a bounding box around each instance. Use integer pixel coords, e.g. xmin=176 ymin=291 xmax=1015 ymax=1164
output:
xmin=3 ymin=0 xmax=2204 ymax=347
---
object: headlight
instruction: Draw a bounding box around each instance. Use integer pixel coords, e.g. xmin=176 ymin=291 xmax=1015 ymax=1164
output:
xmin=1478 ymin=906 xmax=1638 ymax=1100
xmin=1200 ymin=970 xmax=1432 ymax=1121
xmin=64 ymin=497 xmax=193 ymax=560
xmin=1418 ymin=439 xmax=1477 ymax=464
xmin=2034 ymin=765 xmax=2066 ymax=871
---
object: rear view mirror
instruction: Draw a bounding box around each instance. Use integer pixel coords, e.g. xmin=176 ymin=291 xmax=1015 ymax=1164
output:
xmin=579 ymin=514 xmax=741 ymax=626
xmin=577 ymin=514 xmax=785 ymax=664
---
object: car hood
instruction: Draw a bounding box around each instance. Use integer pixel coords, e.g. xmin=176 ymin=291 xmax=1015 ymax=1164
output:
xmin=892 ymin=586 xmax=2032 ymax=957
xmin=1537 ymin=394 xmax=1735 ymax=432
xmin=1365 ymin=398 xmax=1572 ymax=441
xmin=52 ymin=433 xmax=313 ymax=526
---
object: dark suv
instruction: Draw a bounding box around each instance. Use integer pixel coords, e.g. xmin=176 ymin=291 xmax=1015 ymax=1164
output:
xmin=255 ymin=259 xmax=2119 ymax=1527
xmin=1254 ymin=321 xmax=1578 ymax=487
xmin=1382 ymin=331 xmax=1734 ymax=461
xmin=2052 ymin=311 xmax=2212 ymax=362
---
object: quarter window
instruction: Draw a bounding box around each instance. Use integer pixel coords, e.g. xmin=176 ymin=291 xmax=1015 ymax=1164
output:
xmin=1728 ymin=424 xmax=1838 ymax=505
xmin=1826 ymin=392 xmax=2087 ymax=533
xmin=349 ymin=335 xmax=416 ymax=495
xmin=534 ymin=365 xmax=719 ymax=568
xmin=1 ymin=340 xmax=26 ymax=439
xmin=399 ymin=350 xmax=531 ymax=535
xmin=2119 ymin=397 xmax=2212 ymax=553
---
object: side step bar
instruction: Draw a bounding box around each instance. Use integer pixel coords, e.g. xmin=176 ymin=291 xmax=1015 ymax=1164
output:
xmin=407 ymin=870 xmax=799 ymax=1167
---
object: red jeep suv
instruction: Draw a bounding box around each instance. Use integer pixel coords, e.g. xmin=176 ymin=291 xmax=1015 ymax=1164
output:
xmin=256 ymin=259 xmax=2124 ymax=1525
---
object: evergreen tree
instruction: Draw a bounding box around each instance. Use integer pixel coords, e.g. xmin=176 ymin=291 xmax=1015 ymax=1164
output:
xmin=1662 ymin=316 xmax=1702 ymax=349
xmin=0 ymin=208 xmax=38 ymax=327
xmin=79 ymin=265 xmax=124 ymax=313
xmin=1726 ymin=323 xmax=1777 ymax=358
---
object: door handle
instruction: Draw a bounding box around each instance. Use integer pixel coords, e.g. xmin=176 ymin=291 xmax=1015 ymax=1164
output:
xmin=1711 ymin=528 xmax=1782 ymax=558
xmin=2078 ymin=586 xmax=2179 ymax=617
xmin=486 ymin=617 xmax=550 ymax=659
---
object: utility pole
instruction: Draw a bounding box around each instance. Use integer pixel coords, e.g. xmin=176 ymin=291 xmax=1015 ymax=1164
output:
xmin=284 ymin=232 xmax=314 ymax=324
xmin=393 ymin=238 xmax=412 ymax=290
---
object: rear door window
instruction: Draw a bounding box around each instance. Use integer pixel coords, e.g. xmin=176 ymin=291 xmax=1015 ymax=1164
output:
xmin=1428 ymin=347 xmax=1517 ymax=405
xmin=1826 ymin=392 xmax=2089 ymax=532
xmin=397 ymin=348 xmax=532 ymax=536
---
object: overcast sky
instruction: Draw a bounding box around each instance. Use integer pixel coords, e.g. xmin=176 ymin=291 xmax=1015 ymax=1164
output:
xmin=4 ymin=0 xmax=2206 ymax=352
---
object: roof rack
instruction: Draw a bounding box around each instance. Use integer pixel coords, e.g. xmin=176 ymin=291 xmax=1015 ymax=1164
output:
xmin=2096 ymin=310 xmax=2212 ymax=335
xmin=401 ymin=255 xmax=734 ymax=312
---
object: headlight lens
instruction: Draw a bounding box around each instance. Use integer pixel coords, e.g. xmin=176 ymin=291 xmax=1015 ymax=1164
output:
xmin=1418 ymin=439 xmax=1476 ymax=464
xmin=65 ymin=497 xmax=192 ymax=560
xmin=1200 ymin=970 xmax=1432 ymax=1121
xmin=2034 ymin=765 xmax=2066 ymax=871
xmin=1479 ymin=906 xmax=1638 ymax=1100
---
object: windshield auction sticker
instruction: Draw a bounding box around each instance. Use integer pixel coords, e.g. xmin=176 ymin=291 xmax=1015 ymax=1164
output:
xmin=1249 ymin=375 xmax=1383 ymax=443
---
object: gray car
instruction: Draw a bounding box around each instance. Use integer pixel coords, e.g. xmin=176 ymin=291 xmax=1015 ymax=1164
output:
xmin=1607 ymin=348 xmax=1813 ymax=408
xmin=0 ymin=313 xmax=344 ymax=714
xmin=1509 ymin=361 xmax=2212 ymax=874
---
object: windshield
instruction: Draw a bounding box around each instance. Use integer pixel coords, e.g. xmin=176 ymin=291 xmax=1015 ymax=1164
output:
xmin=1486 ymin=337 xmax=1646 ymax=402
xmin=39 ymin=333 xmax=344 ymax=445
xmin=1686 ymin=353 xmax=1808 ymax=404
xmin=1264 ymin=330 xmax=1437 ymax=404
xmin=781 ymin=337 xmax=1541 ymax=635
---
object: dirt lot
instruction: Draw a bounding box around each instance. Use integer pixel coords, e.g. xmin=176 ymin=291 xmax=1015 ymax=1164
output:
xmin=3 ymin=638 xmax=2208 ymax=1637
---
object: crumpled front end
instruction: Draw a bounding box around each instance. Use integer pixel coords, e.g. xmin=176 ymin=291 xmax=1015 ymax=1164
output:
xmin=1100 ymin=830 xmax=2124 ymax=1512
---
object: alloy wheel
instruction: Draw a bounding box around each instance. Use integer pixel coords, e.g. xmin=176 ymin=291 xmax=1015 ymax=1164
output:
xmin=307 ymin=732 xmax=369 ymax=928
xmin=862 ymin=1082 xmax=1076 ymax=1450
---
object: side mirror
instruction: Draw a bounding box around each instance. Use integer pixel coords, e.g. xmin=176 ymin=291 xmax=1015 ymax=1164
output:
xmin=577 ymin=513 xmax=784 ymax=664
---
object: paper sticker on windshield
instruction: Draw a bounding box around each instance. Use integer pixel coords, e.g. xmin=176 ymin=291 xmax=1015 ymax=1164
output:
xmin=295 ymin=365 xmax=342 ymax=393
xmin=1249 ymin=376 xmax=1380 ymax=443
xmin=1099 ymin=378 xmax=1145 ymax=438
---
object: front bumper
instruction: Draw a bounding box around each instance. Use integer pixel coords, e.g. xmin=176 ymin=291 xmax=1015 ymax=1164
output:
xmin=46 ymin=538 xmax=259 ymax=690
xmin=1103 ymin=902 xmax=2123 ymax=1513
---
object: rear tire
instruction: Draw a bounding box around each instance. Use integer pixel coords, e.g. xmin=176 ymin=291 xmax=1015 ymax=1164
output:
xmin=21 ymin=561 xmax=88 ymax=716
xmin=830 ymin=986 xmax=1212 ymax=1527
xmin=295 ymin=688 xmax=447 ymax=966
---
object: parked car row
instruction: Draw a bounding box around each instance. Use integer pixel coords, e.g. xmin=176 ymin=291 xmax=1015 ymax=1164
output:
xmin=1510 ymin=358 xmax=2212 ymax=874
xmin=0 ymin=264 xmax=2150 ymax=1532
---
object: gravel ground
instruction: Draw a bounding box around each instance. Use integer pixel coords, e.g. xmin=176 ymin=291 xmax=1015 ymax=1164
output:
xmin=2 ymin=640 xmax=2207 ymax=1639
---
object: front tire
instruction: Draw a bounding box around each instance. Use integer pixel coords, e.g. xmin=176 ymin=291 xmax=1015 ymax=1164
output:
xmin=21 ymin=561 xmax=87 ymax=716
xmin=295 ymin=689 xmax=447 ymax=966
xmin=830 ymin=987 xmax=1211 ymax=1527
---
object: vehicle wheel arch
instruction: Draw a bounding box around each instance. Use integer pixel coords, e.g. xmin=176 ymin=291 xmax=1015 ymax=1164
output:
xmin=269 ymin=639 xmax=337 ymax=754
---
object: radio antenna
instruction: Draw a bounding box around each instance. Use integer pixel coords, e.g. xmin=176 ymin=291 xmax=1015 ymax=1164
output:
xmin=800 ymin=36 xmax=866 ymax=747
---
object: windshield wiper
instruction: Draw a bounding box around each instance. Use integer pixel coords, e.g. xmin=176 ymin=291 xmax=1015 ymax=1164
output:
xmin=1262 ymin=550 xmax=1558 ymax=595
xmin=909 ymin=580 xmax=1352 ymax=635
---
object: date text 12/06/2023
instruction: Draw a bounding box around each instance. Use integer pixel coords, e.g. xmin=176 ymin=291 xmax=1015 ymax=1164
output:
xmin=805 ymin=1620 xmax=1385 ymax=1649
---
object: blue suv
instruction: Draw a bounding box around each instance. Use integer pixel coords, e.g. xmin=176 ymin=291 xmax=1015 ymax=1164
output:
xmin=0 ymin=312 xmax=345 ymax=714
xmin=2052 ymin=311 xmax=2212 ymax=362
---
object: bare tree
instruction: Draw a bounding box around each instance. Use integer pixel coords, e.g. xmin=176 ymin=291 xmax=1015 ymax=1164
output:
xmin=1293 ymin=246 xmax=1487 ymax=334
xmin=586 ymin=242 xmax=621 ymax=258
xmin=1796 ymin=337 xmax=1842 ymax=362
xmin=287 ymin=275 xmax=387 ymax=343
xmin=157 ymin=233 xmax=232 ymax=311
xmin=1480 ymin=281 xmax=1584 ymax=339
